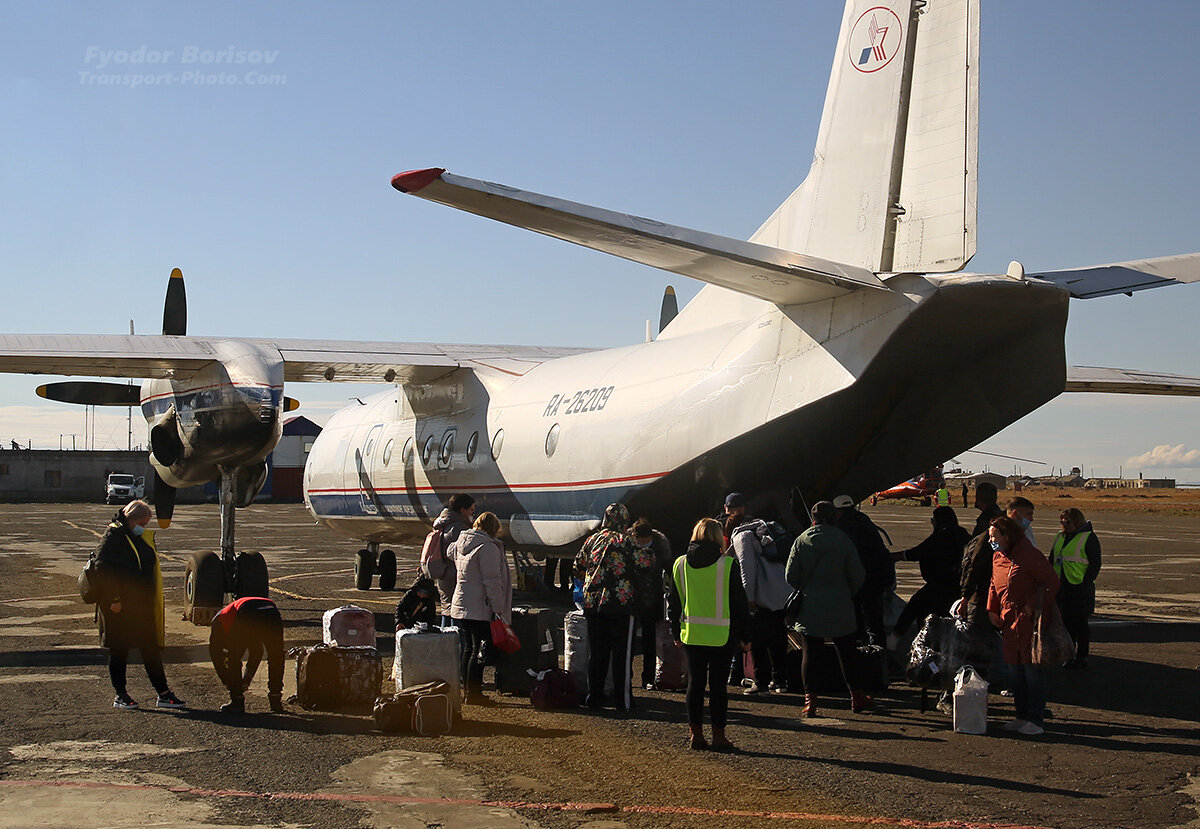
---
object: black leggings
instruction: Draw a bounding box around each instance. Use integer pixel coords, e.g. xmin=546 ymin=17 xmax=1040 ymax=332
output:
xmin=800 ymin=633 xmax=860 ymax=694
xmin=108 ymin=646 xmax=169 ymax=696
xmin=459 ymin=618 xmax=492 ymax=696
xmin=684 ymin=642 xmax=733 ymax=728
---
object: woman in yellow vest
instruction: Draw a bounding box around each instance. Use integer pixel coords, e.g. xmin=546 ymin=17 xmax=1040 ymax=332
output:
xmin=666 ymin=517 xmax=751 ymax=752
xmin=94 ymin=500 xmax=186 ymax=710
xmin=1050 ymin=508 xmax=1102 ymax=669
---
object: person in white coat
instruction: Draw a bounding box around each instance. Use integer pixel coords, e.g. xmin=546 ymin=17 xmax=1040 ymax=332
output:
xmin=729 ymin=519 xmax=794 ymax=694
xmin=447 ymin=512 xmax=512 ymax=706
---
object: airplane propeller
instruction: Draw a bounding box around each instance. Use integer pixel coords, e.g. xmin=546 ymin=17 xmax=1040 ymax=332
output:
xmin=162 ymin=267 xmax=187 ymax=336
xmin=659 ymin=285 xmax=678 ymax=334
xmin=36 ymin=381 xmax=139 ymax=406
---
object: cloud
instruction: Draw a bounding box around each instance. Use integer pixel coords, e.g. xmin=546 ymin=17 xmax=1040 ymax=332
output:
xmin=1125 ymin=444 xmax=1200 ymax=469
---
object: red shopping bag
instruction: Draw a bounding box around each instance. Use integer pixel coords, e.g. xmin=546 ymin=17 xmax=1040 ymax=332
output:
xmin=490 ymin=615 xmax=522 ymax=654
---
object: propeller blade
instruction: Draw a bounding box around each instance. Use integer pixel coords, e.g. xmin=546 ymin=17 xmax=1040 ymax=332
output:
xmin=153 ymin=469 xmax=175 ymax=528
xmin=36 ymin=381 xmax=140 ymax=407
xmin=284 ymin=396 xmax=300 ymax=412
xmin=659 ymin=285 xmax=678 ymax=334
xmin=162 ymin=267 xmax=187 ymax=336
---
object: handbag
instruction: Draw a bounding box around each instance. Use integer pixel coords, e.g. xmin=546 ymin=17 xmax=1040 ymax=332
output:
xmin=1030 ymin=585 xmax=1075 ymax=667
xmin=490 ymin=614 xmax=522 ymax=654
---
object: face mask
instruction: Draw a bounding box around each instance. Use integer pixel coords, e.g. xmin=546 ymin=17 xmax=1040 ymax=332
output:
xmin=988 ymin=539 xmax=1001 ymax=552
xmin=131 ymin=525 xmax=146 ymax=536
xmin=1018 ymin=516 xmax=1032 ymax=530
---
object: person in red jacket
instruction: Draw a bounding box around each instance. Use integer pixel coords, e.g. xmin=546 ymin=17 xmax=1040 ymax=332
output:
xmin=210 ymin=597 xmax=285 ymax=714
xmin=986 ymin=516 xmax=1059 ymax=736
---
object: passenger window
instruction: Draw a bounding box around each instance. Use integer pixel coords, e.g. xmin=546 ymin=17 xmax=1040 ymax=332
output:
xmin=402 ymin=437 xmax=414 ymax=468
xmin=382 ymin=439 xmax=394 ymax=466
xmin=491 ymin=429 xmax=504 ymax=461
xmin=422 ymin=435 xmax=435 ymax=466
xmin=545 ymin=423 xmax=560 ymax=458
xmin=440 ymin=431 xmax=455 ymax=465
xmin=466 ymin=431 xmax=479 ymax=463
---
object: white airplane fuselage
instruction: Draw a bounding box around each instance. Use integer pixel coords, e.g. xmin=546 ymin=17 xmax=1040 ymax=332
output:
xmin=304 ymin=272 xmax=1069 ymax=550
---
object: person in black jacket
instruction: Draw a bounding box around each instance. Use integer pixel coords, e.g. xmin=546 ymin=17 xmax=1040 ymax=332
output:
xmin=209 ymin=597 xmax=285 ymax=713
xmin=394 ymin=575 xmax=439 ymax=631
xmin=632 ymin=518 xmax=673 ymax=690
xmin=94 ymin=500 xmax=185 ymax=710
xmin=666 ymin=518 xmax=751 ymax=752
xmin=891 ymin=506 xmax=969 ymax=643
xmin=833 ymin=495 xmax=894 ymax=648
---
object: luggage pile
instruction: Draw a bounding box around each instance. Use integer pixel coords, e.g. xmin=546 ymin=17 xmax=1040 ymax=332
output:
xmin=294 ymin=605 xmax=383 ymax=711
xmin=495 ymin=607 xmax=562 ymax=696
xmin=906 ymin=615 xmax=994 ymax=690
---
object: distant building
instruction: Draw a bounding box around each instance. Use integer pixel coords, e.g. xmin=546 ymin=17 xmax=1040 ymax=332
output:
xmin=944 ymin=472 xmax=1006 ymax=491
xmin=1084 ymin=477 xmax=1175 ymax=489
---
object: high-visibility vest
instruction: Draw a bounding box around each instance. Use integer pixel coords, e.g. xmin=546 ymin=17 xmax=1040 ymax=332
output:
xmin=672 ymin=554 xmax=732 ymax=647
xmin=936 ymin=488 xmax=950 ymax=506
xmin=1051 ymin=530 xmax=1091 ymax=585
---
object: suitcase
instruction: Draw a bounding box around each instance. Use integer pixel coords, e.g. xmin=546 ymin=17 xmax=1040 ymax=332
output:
xmin=295 ymin=645 xmax=382 ymax=710
xmin=653 ymin=620 xmax=687 ymax=690
xmin=496 ymin=607 xmax=561 ymax=695
xmin=322 ymin=605 xmax=376 ymax=648
xmin=395 ymin=626 xmax=462 ymax=711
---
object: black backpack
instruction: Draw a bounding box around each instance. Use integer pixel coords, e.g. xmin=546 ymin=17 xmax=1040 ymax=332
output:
xmin=78 ymin=554 xmax=100 ymax=604
xmin=759 ymin=520 xmax=795 ymax=564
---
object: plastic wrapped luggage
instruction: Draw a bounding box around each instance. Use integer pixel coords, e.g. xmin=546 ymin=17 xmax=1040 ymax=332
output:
xmin=654 ymin=620 xmax=687 ymax=690
xmin=906 ymin=615 xmax=994 ymax=690
xmin=294 ymin=644 xmax=382 ymax=710
xmin=395 ymin=625 xmax=462 ymax=711
xmin=495 ymin=607 xmax=562 ymax=695
xmin=322 ymin=605 xmax=376 ymax=648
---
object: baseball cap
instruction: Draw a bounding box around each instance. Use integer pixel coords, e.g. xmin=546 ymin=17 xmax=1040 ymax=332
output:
xmin=724 ymin=492 xmax=746 ymax=508
xmin=833 ymin=494 xmax=855 ymax=509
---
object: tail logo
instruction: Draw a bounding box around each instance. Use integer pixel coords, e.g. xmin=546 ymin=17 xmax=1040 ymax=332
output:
xmin=848 ymin=7 xmax=903 ymax=74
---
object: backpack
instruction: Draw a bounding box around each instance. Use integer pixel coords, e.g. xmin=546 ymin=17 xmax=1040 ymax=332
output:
xmin=78 ymin=554 xmax=101 ymax=604
xmin=759 ymin=520 xmax=794 ymax=564
xmin=420 ymin=529 xmax=448 ymax=580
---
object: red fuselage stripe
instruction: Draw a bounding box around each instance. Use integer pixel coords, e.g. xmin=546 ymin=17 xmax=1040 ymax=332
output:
xmin=306 ymin=471 xmax=669 ymax=495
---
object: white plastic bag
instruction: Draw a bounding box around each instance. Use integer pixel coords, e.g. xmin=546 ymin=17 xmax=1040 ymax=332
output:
xmin=952 ymin=665 xmax=988 ymax=734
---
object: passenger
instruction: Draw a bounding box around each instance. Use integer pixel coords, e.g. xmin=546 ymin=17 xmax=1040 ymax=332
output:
xmin=447 ymin=511 xmax=511 ymax=706
xmin=959 ymin=482 xmax=1003 ymax=627
xmin=93 ymin=500 xmax=185 ymax=710
xmin=833 ymin=494 xmax=894 ymax=649
xmin=787 ymin=501 xmax=870 ymax=716
xmin=631 ymin=518 xmax=673 ymax=690
xmin=209 ymin=597 xmax=285 ymax=714
xmin=430 ymin=494 xmax=476 ymax=623
xmin=891 ymin=506 xmax=969 ymax=645
xmin=666 ymin=517 xmax=751 ymax=751
xmin=961 ymin=482 xmax=970 ymax=508
xmin=721 ymin=492 xmax=748 ymax=544
xmin=1049 ymin=508 xmax=1101 ymax=669
xmin=576 ymin=503 xmax=652 ymax=712
xmin=986 ymin=515 xmax=1059 ymax=736
xmin=394 ymin=574 xmax=439 ymax=631
xmin=970 ymin=482 xmax=1003 ymax=537
xmin=1007 ymin=496 xmax=1037 ymax=546
xmin=728 ymin=516 xmax=792 ymax=694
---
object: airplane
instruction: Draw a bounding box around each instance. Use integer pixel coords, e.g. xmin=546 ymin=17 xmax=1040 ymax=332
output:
xmin=3 ymin=0 xmax=1200 ymax=623
xmin=871 ymin=470 xmax=944 ymax=506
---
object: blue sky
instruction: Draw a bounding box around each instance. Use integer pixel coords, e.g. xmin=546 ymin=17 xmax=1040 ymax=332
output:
xmin=1 ymin=1 xmax=1198 ymax=480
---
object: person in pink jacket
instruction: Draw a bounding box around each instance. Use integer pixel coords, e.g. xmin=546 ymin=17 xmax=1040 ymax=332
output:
xmin=986 ymin=515 xmax=1059 ymax=736
xmin=447 ymin=511 xmax=512 ymax=706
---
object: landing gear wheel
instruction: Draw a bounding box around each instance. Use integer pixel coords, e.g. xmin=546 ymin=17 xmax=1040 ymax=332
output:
xmin=377 ymin=549 xmax=397 ymax=591
xmin=235 ymin=552 xmax=269 ymax=598
xmin=354 ymin=549 xmax=375 ymax=591
xmin=184 ymin=550 xmax=225 ymax=624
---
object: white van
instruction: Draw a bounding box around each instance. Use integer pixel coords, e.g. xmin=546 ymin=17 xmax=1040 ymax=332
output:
xmin=105 ymin=473 xmax=145 ymax=504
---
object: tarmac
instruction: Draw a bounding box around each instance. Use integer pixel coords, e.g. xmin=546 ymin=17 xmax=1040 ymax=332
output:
xmin=0 ymin=501 xmax=1197 ymax=828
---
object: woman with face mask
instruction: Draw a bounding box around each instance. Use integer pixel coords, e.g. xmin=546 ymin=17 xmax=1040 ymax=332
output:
xmin=985 ymin=515 xmax=1058 ymax=735
xmin=94 ymin=499 xmax=185 ymax=710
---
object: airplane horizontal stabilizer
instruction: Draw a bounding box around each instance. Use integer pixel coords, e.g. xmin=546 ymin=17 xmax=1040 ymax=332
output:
xmin=392 ymin=168 xmax=888 ymax=305
xmin=1065 ymin=366 xmax=1200 ymax=396
xmin=0 ymin=333 xmax=592 ymax=385
xmin=1030 ymin=252 xmax=1200 ymax=299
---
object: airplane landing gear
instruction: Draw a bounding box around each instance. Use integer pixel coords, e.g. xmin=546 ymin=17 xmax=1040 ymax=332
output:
xmin=353 ymin=542 xmax=397 ymax=591
xmin=182 ymin=465 xmax=271 ymax=624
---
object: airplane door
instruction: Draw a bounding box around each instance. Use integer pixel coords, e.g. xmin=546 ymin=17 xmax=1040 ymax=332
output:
xmin=358 ymin=424 xmax=384 ymax=515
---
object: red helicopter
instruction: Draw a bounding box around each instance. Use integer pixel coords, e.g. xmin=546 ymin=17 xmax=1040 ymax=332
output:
xmin=870 ymin=466 xmax=946 ymax=506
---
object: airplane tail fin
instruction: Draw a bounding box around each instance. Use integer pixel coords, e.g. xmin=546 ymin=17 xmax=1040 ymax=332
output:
xmin=752 ymin=0 xmax=978 ymax=275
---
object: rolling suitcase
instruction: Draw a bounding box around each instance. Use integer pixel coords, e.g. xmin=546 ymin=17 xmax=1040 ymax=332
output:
xmin=395 ymin=625 xmax=462 ymax=711
xmin=295 ymin=644 xmax=382 ymax=710
xmin=496 ymin=607 xmax=561 ymax=695
xmin=653 ymin=620 xmax=687 ymax=690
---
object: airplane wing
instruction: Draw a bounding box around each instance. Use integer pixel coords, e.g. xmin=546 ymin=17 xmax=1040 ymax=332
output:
xmin=391 ymin=168 xmax=888 ymax=305
xmin=1030 ymin=253 xmax=1200 ymax=299
xmin=1065 ymin=365 xmax=1200 ymax=396
xmin=0 ymin=333 xmax=593 ymax=383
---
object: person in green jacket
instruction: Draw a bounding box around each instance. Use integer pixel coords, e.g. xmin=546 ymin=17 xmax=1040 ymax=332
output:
xmin=786 ymin=500 xmax=868 ymax=718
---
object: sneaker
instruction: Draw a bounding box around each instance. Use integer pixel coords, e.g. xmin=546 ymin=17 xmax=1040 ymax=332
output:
xmin=643 ymin=682 xmax=656 ymax=691
xmin=767 ymin=681 xmax=785 ymax=694
xmin=740 ymin=677 xmax=755 ymax=688
xmin=113 ymin=694 xmax=139 ymax=709
xmin=220 ymin=699 xmax=245 ymax=714
xmin=269 ymin=696 xmax=285 ymax=714
xmin=743 ymin=683 xmax=764 ymax=695
xmin=156 ymin=691 xmax=186 ymax=709
xmin=1017 ymin=721 xmax=1045 ymax=736
xmin=999 ymin=689 xmax=1014 ymax=697
xmin=1002 ymin=718 xmax=1028 ymax=732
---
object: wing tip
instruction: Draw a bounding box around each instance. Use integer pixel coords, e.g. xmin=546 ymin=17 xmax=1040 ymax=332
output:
xmin=391 ymin=168 xmax=446 ymax=194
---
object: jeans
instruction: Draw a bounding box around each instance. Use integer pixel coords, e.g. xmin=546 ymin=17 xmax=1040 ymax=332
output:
xmin=1009 ymin=662 xmax=1047 ymax=726
xmin=684 ymin=642 xmax=733 ymax=728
